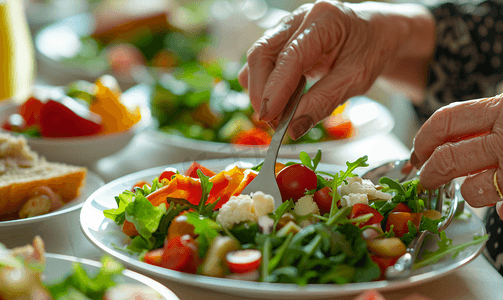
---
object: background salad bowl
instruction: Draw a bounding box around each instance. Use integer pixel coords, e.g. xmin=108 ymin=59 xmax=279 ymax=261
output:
xmin=80 ymin=157 xmax=486 ymax=299
xmin=0 ymin=83 xmax=153 ymax=167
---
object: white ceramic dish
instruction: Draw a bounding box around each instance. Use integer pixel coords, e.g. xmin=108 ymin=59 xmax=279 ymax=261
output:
xmin=0 ymin=170 xmax=104 ymax=228
xmin=0 ymin=85 xmax=153 ymax=167
xmin=43 ymin=253 xmax=180 ymax=299
xmin=148 ymin=96 xmax=395 ymax=158
xmin=80 ymin=158 xmax=486 ymax=299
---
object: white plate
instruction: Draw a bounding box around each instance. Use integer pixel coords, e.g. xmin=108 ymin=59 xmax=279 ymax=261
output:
xmin=80 ymin=158 xmax=486 ymax=299
xmin=0 ymin=84 xmax=153 ymax=167
xmin=0 ymin=170 xmax=104 ymax=228
xmin=44 ymin=253 xmax=179 ymax=299
xmin=147 ymin=96 xmax=395 ymax=158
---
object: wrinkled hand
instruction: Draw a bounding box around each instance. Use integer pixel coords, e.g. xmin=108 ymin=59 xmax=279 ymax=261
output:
xmin=238 ymin=0 xmax=407 ymax=140
xmin=410 ymin=95 xmax=503 ymax=219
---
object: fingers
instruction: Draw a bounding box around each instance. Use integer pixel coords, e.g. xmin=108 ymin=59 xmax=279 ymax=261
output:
xmin=460 ymin=169 xmax=503 ymax=207
xmin=244 ymin=5 xmax=311 ymax=113
xmin=418 ymin=134 xmax=500 ymax=189
xmin=238 ymin=63 xmax=249 ymax=89
xmin=411 ymin=96 xmax=503 ymax=168
xmin=497 ymin=202 xmax=503 ymax=220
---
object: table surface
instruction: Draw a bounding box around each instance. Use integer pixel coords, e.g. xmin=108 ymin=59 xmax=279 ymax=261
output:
xmin=6 ymin=130 xmax=496 ymax=300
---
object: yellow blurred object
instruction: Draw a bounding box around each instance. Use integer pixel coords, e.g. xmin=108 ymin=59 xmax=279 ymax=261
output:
xmin=331 ymin=102 xmax=348 ymax=116
xmin=90 ymin=75 xmax=142 ymax=134
xmin=0 ymin=0 xmax=36 ymax=102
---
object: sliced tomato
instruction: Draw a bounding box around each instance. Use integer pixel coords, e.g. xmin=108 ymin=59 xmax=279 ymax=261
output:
xmin=185 ymin=162 xmax=216 ymax=178
xmin=391 ymin=203 xmax=412 ymax=213
xmin=276 ymin=164 xmax=318 ymax=202
xmin=386 ymin=212 xmax=423 ymax=237
xmin=121 ymin=220 xmax=139 ymax=237
xmin=370 ymin=254 xmax=399 ymax=281
xmin=143 ymin=248 xmax=164 ymax=266
xmin=161 ymin=235 xmax=199 ymax=273
xmin=313 ymin=186 xmax=333 ymax=215
xmin=159 ymin=167 xmax=178 ymax=183
xmin=350 ymin=203 xmax=384 ymax=228
xmin=226 ymin=249 xmax=262 ymax=273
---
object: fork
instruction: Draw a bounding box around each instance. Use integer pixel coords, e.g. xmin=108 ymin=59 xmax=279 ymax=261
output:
xmin=240 ymin=75 xmax=307 ymax=209
xmin=385 ymin=181 xmax=459 ymax=280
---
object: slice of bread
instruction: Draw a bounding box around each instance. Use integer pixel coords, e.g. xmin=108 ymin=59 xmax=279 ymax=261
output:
xmin=0 ymin=133 xmax=87 ymax=216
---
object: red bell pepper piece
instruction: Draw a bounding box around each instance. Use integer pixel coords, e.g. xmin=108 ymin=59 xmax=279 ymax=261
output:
xmin=185 ymin=162 xmax=216 ymax=178
xmin=20 ymin=97 xmax=44 ymax=127
xmin=38 ymin=96 xmax=103 ymax=137
xmin=231 ymin=128 xmax=271 ymax=145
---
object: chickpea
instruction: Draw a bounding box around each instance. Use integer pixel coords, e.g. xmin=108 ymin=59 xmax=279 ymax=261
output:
xmin=276 ymin=213 xmax=296 ymax=230
xmin=19 ymin=195 xmax=52 ymax=219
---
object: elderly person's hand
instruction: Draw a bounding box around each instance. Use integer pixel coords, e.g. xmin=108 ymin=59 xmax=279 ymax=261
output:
xmin=410 ymin=96 xmax=503 ymax=220
xmin=238 ymin=0 xmax=435 ymax=140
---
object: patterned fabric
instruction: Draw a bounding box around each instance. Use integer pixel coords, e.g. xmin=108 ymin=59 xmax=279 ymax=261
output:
xmin=414 ymin=0 xmax=503 ymax=123
xmin=420 ymin=0 xmax=503 ymax=276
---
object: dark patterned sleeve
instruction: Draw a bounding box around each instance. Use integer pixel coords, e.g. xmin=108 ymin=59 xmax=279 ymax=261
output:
xmin=413 ymin=0 xmax=503 ymax=123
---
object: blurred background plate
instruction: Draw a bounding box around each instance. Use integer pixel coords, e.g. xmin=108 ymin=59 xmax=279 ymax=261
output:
xmin=147 ymin=95 xmax=394 ymax=158
xmin=44 ymin=253 xmax=180 ymax=300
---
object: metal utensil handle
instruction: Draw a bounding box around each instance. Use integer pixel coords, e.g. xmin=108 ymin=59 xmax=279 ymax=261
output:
xmin=260 ymin=76 xmax=307 ymax=175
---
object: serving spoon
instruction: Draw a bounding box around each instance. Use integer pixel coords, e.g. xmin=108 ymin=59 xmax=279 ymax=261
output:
xmin=240 ymin=75 xmax=307 ymax=209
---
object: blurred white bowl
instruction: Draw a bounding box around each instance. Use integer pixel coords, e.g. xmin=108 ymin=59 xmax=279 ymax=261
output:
xmin=0 ymin=86 xmax=153 ymax=167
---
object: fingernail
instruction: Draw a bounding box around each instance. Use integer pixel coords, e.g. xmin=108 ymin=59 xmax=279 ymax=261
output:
xmin=259 ymin=98 xmax=269 ymax=120
xmin=290 ymin=115 xmax=314 ymax=140
xmin=410 ymin=151 xmax=419 ymax=167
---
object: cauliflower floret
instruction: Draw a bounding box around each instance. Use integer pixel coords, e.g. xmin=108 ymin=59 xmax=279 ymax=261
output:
xmin=294 ymin=195 xmax=319 ymax=216
xmin=341 ymin=193 xmax=368 ymax=207
xmin=216 ymin=191 xmax=275 ymax=228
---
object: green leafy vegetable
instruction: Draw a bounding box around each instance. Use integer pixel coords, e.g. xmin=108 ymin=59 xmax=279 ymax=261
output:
xmin=184 ymin=212 xmax=221 ymax=257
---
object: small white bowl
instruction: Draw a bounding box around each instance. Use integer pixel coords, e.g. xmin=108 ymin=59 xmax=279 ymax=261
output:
xmin=0 ymin=86 xmax=153 ymax=167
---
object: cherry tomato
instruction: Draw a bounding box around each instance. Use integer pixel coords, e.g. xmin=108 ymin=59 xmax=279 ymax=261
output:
xmin=276 ymin=164 xmax=317 ymax=202
xmin=185 ymin=162 xmax=216 ymax=178
xmin=370 ymin=254 xmax=399 ymax=280
xmin=225 ymin=249 xmax=262 ymax=273
xmin=386 ymin=212 xmax=423 ymax=237
xmin=391 ymin=203 xmax=412 ymax=213
xmin=159 ymin=167 xmax=178 ymax=183
xmin=323 ymin=115 xmax=354 ymax=139
xmin=350 ymin=203 xmax=384 ymax=228
xmin=161 ymin=235 xmax=199 ymax=273
xmin=143 ymin=248 xmax=164 ymax=266
xmin=313 ymin=186 xmax=333 ymax=215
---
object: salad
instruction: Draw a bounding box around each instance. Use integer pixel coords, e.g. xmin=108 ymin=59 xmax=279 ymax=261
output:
xmin=0 ymin=236 xmax=163 ymax=299
xmin=104 ymin=151 xmax=488 ymax=284
xmin=1 ymin=75 xmax=142 ymax=138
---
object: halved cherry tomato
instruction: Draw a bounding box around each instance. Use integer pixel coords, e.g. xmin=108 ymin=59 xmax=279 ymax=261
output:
xmin=370 ymin=254 xmax=399 ymax=280
xmin=386 ymin=212 xmax=423 ymax=237
xmin=323 ymin=115 xmax=354 ymax=139
xmin=391 ymin=203 xmax=412 ymax=213
xmin=159 ymin=167 xmax=178 ymax=183
xmin=143 ymin=248 xmax=164 ymax=266
xmin=350 ymin=203 xmax=384 ymax=228
xmin=185 ymin=162 xmax=216 ymax=178
xmin=225 ymin=249 xmax=262 ymax=273
xmin=276 ymin=164 xmax=317 ymax=202
xmin=161 ymin=235 xmax=199 ymax=273
xmin=313 ymin=186 xmax=333 ymax=215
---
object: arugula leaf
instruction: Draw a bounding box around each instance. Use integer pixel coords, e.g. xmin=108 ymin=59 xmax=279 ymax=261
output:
xmin=399 ymin=220 xmax=418 ymax=246
xmin=251 ymin=161 xmax=263 ymax=171
xmin=418 ymin=216 xmax=444 ymax=234
xmin=379 ymin=177 xmax=406 ymax=196
xmin=184 ymin=212 xmax=220 ymax=257
xmin=197 ymin=169 xmax=213 ymax=213
xmin=414 ymin=233 xmax=489 ymax=269
xmin=298 ymin=149 xmax=322 ymax=171
xmin=125 ymin=195 xmax=166 ymax=239
xmin=268 ymin=232 xmax=293 ymax=273
xmin=268 ymin=199 xmax=295 ymax=234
